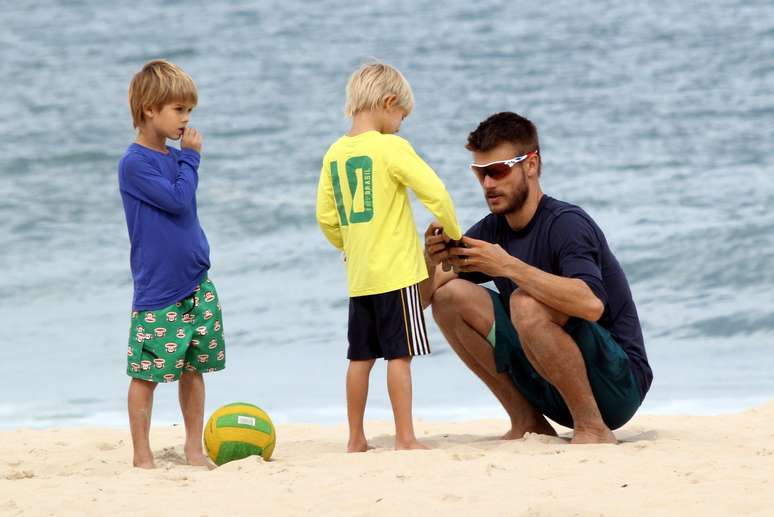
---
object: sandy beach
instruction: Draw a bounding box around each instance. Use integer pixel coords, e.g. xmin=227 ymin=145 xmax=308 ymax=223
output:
xmin=2 ymin=402 xmax=773 ymax=516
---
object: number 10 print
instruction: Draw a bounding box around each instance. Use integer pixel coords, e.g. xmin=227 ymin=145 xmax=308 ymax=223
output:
xmin=330 ymin=156 xmax=374 ymax=226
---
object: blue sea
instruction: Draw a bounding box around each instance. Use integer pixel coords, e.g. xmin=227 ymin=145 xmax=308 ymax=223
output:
xmin=1 ymin=1 xmax=773 ymax=428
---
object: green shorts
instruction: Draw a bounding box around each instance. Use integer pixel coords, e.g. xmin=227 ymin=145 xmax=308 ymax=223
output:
xmin=486 ymin=289 xmax=641 ymax=430
xmin=127 ymin=277 xmax=226 ymax=383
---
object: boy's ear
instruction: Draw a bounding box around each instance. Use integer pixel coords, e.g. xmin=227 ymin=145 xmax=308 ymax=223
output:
xmin=382 ymin=94 xmax=398 ymax=110
xmin=143 ymin=105 xmax=157 ymax=119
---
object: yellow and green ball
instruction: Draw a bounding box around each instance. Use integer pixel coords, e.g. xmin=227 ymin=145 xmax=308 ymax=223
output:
xmin=204 ymin=402 xmax=276 ymax=465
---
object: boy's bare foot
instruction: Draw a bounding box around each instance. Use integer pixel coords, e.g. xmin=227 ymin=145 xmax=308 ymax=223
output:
xmin=347 ymin=438 xmax=370 ymax=453
xmin=185 ymin=445 xmax=216 ymax=469
xmin=570 ymin=425 xmax=617 ymax=444
xmin=133 ymin=458 xmax=156 ymax=469
xmin=395 ymin=439 xmax=429 ymax=451
xmin=186 ymin=453 xmax=216 ymax=469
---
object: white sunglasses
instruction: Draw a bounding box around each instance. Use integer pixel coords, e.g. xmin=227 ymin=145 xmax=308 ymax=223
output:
xmin=470 ymin=150 xmax=539 ymax=179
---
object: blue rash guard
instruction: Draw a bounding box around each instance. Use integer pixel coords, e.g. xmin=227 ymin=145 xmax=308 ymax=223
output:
xmin=118 ymin=143 xmax=210 ymax=311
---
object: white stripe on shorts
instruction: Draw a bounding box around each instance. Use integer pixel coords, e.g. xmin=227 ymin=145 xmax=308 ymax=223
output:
xmin=403 ymin=284 xmax=429 ymax=356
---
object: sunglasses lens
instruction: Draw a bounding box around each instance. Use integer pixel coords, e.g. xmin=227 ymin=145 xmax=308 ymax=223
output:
xmin=472 ymin=162 xmax=511 ymax=180
xmin=489 ymin=163 xmax=513 ymax=179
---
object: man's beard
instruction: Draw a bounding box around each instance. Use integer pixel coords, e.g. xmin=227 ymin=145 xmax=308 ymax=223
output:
xmin=488 ymin=170 xmax=529 ymax=215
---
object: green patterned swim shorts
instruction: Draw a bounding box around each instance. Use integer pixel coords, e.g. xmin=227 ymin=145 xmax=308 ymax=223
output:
xmin=126 ymin=277 xmax=226 ymax=383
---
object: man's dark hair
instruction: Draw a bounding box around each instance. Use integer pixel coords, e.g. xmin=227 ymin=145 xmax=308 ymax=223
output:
xmin=466 ymin=112 xmax=541 ymax=156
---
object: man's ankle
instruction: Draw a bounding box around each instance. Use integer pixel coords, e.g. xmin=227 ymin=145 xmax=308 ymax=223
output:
xmin=571 ymin=421 xmax=616 ymax=444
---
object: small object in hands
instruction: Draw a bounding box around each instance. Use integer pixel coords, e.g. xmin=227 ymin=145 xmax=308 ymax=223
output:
xmin=448 ymin=238 xmax=469 ymax=273
xmin=433 ymin=228 xmax=452 ymax=272
xmin=449 ymin=239 xmax=469 ymax=268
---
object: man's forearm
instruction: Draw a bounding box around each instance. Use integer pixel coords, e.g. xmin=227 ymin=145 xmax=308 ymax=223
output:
xmin=502 ymin=258 xmax=604 ymax=321
xmin=419 ymin=258 xmax=458 ymax=310
xmin=418 ymin=260 xmax=436 ymax=310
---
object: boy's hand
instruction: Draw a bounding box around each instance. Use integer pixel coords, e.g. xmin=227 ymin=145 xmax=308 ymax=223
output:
xmin=181 ymin=127 xmax=203 ymax=154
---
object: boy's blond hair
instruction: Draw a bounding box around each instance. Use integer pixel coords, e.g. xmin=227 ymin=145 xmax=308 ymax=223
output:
xmin=128 ymin=60 xmax=198 ymax=129
xmin=344 ymin=62 xmax=414 ymax=118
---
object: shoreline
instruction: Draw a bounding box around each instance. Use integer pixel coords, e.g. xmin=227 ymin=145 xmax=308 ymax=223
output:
xmin=2 ymin=402 xmax=773 ymax=516
xmin=4 ymin=394 xmax=774 ymax=431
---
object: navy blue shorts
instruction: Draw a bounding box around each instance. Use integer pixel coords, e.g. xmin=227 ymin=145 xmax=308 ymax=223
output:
xmin=348 ymin=283 xmax=430 ymax=361
xmin=487 ymin=289 xmax=642 ymax=430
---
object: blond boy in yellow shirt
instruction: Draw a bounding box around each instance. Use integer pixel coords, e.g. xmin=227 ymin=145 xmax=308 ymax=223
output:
xmin=316 ymin=63 xmax=461 ymax=451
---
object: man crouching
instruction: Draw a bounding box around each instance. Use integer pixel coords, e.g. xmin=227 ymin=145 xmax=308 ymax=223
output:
xmin=421 ymin=112 xmax=653 ymax=444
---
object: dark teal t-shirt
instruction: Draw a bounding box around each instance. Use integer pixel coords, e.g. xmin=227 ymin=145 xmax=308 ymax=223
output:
xmin=460 ymin=195 xmax=653 ymax=400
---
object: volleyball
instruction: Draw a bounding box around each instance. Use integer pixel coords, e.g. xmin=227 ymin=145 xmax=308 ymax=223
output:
xmin=204 ymin=402 xmax=276 ymax=465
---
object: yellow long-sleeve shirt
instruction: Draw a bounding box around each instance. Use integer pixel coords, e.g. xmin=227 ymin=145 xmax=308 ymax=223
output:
xmin=316 ymin=131 xmax=462 ymax=297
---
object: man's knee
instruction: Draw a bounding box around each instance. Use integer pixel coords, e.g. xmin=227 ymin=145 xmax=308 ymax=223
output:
xmin=510 ymin=291 xmax=550 ymax=337
xmin=432 ymin=279 xmax=491 ymax=334
xmin=433 ymin=280 xmax=497 ymax=340
xmin=431 ymin=278 xmax=468 ymax=316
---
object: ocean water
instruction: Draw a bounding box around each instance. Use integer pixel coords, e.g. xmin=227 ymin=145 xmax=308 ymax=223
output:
xmin=1 ymin=0 xmax=773 ymax=428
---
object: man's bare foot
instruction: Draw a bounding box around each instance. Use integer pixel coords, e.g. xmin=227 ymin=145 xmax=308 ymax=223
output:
xmin=347 ymin=438 xmax=370 ymax=453
xmin=502 ymin=418 xmax=557 ymax=440
xmin=571 ymin=425 xmax=617 ymax=444
xmin=395 ymin=439 xmax=429 ymax=451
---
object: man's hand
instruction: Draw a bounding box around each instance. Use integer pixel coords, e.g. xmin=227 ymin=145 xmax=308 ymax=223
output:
xmin=424 ymin=222 xmax=452 ymax=270
xmin=447 ymin=236 xmax=518 ymax=277
xmin=420 ymin=222 xmax=460 ymax=308
xmin=181 ymin=127 xmax=203 ymax=153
